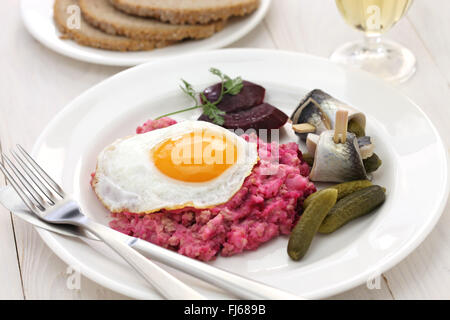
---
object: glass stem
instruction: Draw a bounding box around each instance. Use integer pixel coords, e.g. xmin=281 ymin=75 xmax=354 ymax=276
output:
xmin=363 ymin=33 xmax=383 ymax=53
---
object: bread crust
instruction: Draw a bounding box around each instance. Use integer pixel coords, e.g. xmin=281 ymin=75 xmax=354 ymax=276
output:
xmin=110 ymin=0 xmax=260 ymax=25
xmin=54 ymin=0 xmax=174 ymax=51
xmin=79 ymin=0 xmax=226 ymax=41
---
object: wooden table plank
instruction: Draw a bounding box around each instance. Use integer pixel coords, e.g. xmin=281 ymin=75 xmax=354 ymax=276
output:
xmin=406 ymin=0 xmax=450 ymax=85
xmin=0 ymin=143 xmax=24 ymax=299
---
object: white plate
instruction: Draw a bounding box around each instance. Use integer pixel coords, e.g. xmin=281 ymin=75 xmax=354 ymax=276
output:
xmin=32 ymin=49 xmax=448 ymax=299
xmin=20 ymin=0 xmax=271 ymax=66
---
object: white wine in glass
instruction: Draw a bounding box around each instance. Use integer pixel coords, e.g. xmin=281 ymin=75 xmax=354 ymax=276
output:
xmin=331 ymin=0 xmax=416 ymax=83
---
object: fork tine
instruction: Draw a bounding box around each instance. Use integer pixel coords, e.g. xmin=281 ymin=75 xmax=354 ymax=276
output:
xmin=0 ymin=161 xmax=40 ymax=214
xmin=2 ymin=154 xmax=47 ymax=211
xmin=16 ymin=145 xmax=65 ymax=197
xmin=12 ymin=150 xmax=57 ymax=204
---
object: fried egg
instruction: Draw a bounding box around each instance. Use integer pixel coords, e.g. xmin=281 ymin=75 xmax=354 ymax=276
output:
xmin=92 ymin=121 xmax=258 ymax=213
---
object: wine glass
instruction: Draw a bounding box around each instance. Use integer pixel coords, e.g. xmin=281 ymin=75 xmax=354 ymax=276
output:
xmin=330 ymin=0 xmax=416 ymax=83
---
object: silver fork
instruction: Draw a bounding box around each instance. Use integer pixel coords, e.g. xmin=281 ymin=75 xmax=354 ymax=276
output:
xmin=0 ymin=145 xmax=205 ymax=300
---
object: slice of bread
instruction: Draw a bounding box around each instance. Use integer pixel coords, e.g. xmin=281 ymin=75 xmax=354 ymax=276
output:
xmin=110 ymin=0 xmax=261 ymax=25
xmin=79 ymin=0 xmax=226 ymax=41
xmin=54 ymin=0 xmax=174 ymax=51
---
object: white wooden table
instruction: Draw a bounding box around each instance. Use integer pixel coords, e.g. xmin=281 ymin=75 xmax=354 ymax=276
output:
xmin=1 ymin=0 xmax=449 ymax=300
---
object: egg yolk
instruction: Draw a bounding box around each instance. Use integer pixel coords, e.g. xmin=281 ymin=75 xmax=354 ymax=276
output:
xmin=152 ymin=129 xmax=238 ymax=182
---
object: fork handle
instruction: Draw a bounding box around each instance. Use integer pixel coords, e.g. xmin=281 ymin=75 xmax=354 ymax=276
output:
xmin=130 ymin=237 xmax=303 ymax=300
xmin=81 ymin=219 xmax=206 ymax=300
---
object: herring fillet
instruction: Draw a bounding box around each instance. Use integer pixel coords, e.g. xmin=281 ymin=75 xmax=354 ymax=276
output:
xmin=291 ymin=89 xmax=366 ymax=139
xmin=310 ymin=131 xmax=368 ymax=182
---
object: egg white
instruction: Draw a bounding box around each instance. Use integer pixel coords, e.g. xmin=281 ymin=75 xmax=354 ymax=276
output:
xmin=92 ymin=121 xmax=258 ymax=213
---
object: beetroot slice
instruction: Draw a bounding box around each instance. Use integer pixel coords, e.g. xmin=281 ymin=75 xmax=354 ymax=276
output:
xmin=199 ymin=103 xmax=288 ymax=131
xmin=201 ymin=80 xmax=265 ymax=113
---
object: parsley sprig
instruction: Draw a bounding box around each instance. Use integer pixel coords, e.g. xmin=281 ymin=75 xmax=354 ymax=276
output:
xmin=155 ymin=68 xmax=244 ymax=125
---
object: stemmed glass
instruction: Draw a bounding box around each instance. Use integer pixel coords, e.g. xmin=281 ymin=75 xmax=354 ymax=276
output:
xmin=330 ymin=0 xmax=416 ymax=83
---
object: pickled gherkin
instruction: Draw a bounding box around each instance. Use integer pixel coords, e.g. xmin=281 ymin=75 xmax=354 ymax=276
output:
xmin=348 ymin=119 xmax=366 ymax=137
xmin=363 ymin=153 xmax=382 ymax=173
xmin=288 ymin=189 xmax=337 ymax=261
xmin=318 ymin=185 xmax=386 ymax=234
xmin=303 ymin=180 xmax=373 ymax=208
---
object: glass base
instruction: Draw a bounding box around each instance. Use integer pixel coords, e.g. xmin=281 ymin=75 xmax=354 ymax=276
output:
xmin=330 ymin=39 xmax=416 ymax=83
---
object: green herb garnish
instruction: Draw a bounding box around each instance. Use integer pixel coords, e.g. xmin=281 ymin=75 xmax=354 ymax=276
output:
xmin=155 ymin=68 xmax=243 ymax=125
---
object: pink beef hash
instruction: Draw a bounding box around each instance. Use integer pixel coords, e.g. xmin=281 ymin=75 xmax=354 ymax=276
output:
xmin=100 ymin=118 xmax=316 ymax=261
